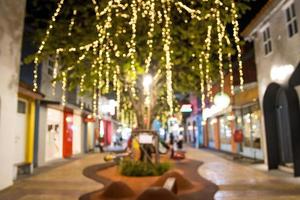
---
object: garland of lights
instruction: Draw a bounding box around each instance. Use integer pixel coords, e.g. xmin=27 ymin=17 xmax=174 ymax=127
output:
xmin=33 ymin=0 xmax=65 ymax=92
xmin=231 ymin=0 xmax=244 ymax=91
xmin=32 ymin=0 xmax=246 ymax=119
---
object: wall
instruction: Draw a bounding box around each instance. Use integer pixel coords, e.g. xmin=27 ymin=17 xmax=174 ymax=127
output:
xmin=252 ymin=0 xmax=300 ymax=164
xmin=0 ymin=0 xmax=26 ymax=189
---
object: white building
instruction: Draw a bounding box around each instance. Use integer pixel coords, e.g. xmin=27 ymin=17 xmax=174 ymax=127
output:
xmin=242 ymin=0 xmax=300 ymax=176
xmin=0 ymin=0 xmax=26 ymax=190
xmin=37 ymin=58 xmax=95 ymax=166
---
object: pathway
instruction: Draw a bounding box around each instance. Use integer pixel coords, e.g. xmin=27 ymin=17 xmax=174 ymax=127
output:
xmin=186 ymin=148 xmax=300 ymax=200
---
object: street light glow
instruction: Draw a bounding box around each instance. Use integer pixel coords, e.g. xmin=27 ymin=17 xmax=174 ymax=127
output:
xmin=143 ymin=74 xmax=153 ymax=92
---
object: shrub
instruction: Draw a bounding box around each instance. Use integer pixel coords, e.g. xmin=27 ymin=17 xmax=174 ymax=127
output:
xmin=119 ymin=160 xmax=171 ymax=177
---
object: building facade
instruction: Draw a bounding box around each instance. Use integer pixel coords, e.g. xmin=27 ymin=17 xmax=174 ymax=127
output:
xmin=242 ymin=0 xmax=300 ymax=176
xmin=202 ymin=42 xmax=264 ymax=160
xmin=0 ymin=0 xmax=26 ymax=190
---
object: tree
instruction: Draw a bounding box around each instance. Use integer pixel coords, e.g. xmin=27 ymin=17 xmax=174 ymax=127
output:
xmin=26 ymin=0 xmax=249 ymax=129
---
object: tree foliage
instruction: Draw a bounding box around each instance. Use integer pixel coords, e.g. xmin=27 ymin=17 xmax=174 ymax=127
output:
xmin=26 ymin=0 xmax=249 ymax=127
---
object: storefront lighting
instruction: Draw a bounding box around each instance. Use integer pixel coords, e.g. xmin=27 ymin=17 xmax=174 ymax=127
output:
xmin=201 ymin=121 xmax=206 ymax=125
xmin=143 ymin=74 xmax=153 ymax=93
xmin=213 ymin=92 xmax=230 ymax=109
xmin=271 ymin=64 xmax=294 ymax=83
xmin=227 ymin=115 xmax=235 ymax=121
xmin=210 ymin=118 xmax=217 ymax=125
xmin=66 ymin=116 xmax=72 ymax=123
xmin=180 ymin=104 xmax=192 ymax=113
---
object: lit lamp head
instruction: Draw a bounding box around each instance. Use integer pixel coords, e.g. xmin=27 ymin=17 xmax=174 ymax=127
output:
xmin=143 ymin=74 xmax=153 ymax=93
xmin=213 ymin=92 xmax=230 ymax=109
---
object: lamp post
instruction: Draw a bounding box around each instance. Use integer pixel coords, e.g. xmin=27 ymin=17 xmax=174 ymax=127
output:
xmin=143 ymin=74 xmax=153 ymax=129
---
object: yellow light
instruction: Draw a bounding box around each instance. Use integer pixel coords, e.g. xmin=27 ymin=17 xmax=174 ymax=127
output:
xmin=33 ymin=0 xmax=65 ymax=92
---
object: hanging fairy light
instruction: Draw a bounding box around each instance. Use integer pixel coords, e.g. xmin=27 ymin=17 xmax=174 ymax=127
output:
xmin=204 ymin=25 xmax=212 ymax=103
xmin=145 ymin=0 xmax=155 ymax=73
xmin=68 ymin=9 xmax=77 ymax=36
xmin=33 ymin=0 xmax=65 ymax=92
xmin=225 ymin=35 xmax=234 ymax=95
xmin=52 ymin=50 xmax=60 ymax=95
xmin=62 ymin=71 xmax=67 ymax=106
xmin=215 ymin=4 xmax=225 ymax=93
xmin=129 ymin=0 xmax=138 ymax=97
xmin=198 ymin=51 xmax=205 ymax=111
xmin=162 ymin=0 xmax=174 ymax=115
xmin=231 ymin=0 xmax=244 ymax=91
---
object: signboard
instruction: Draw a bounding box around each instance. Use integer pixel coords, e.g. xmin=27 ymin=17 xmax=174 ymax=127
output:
xmin=180 ymin=104 xmax=192 ymax=113
xmin=138 ymin=134 xmax=153 ymax=144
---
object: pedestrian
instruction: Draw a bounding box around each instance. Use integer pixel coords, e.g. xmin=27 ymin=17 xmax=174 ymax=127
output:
xmin=169 ymin=131 xmax=174 ymax=158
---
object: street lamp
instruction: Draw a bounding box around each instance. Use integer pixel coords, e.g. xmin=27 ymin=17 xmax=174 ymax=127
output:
xmin=143 ymin=74 xmax=153 ymax=129
xmin=143 ymin=74 xmax=153 ymax=94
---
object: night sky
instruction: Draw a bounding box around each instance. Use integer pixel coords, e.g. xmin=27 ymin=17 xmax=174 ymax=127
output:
xmin=239 ymin=0 xmax=269 ymax=31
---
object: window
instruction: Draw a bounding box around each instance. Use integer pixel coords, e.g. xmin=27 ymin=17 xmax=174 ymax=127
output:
xmin=263 ymin=27 xmax=272 ymax=55
xmin=286 ymin=2 xmax=298 ymax=37
xmin=17 ymin=100 xmax=26 ymax=114
xmin=219 ymin=115 xmax=231 ymax=144
xmin=48 ymin=59 xmax=54 ymax=76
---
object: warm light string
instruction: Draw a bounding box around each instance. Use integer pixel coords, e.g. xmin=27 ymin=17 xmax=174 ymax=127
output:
xmin=33 ymin=0 xmax=65 ymax=92
xmin=231 ymin=0 xmax=244 ymax=91
xmin=215 ymin=3 xmax=225 ymax=93
xmin=225 ymin=36 xmax=234 ymax=95
xmin=145 ymin=0 xmax=156 ymax=73
xmin=129 ymin=0 xmax=138 ymax=97
xmin=80 ymin=74 xmax=86 ymax=109
xmin=162 ymin=0 xmax=174 ymax=115
xmin=204 ymin=25 xmax=212 ymax=103
xmin=52 ymin=50 xmax=60 ymax=95
xmin=116 ymin=65 xmax=121 ymax=120
xmin=198 ymin=51 xmax=205 ymax=111
xmin=68 ymin=9 xmax=77 ymax=36
xmin=62 ymin=71 xmax=67 ymax=106
xmin=175 ymin=1 xmax=211 ymax=21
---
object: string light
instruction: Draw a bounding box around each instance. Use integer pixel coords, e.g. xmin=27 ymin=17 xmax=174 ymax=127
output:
xmin=62 ymin=71 xmax=67 ymax=106
xmin=162 ymin=0 xmax=174 ymax=115
xmin=231 ymin=0 xmax=244 ymax=91
xmin=68 ymin=9 xmax=77 ymax=36
xmin=33 ymin=0 xmax=65 ymax=92
xmin=198 ymin=51 xmax=205 ymax=111
xmin=204 ymin=25 xmax=212 ymax=103
xmin=145 ymin=0 xmax=155 ymax=73
xmin=225 ymin=35 xmax=234 ymax=95
xmin=52 ymin=50 xmax=60 ymax=95
xmin=215 ymin=3 xmax=225 ymax=93
xmin=129 ymin=0 xmax=138 ymax=97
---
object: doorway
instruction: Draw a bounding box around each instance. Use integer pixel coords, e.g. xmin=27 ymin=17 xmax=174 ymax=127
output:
xmin=276 ymin=88 xmax=293 ymax=166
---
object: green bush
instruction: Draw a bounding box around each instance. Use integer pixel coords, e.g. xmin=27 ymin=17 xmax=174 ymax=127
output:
xmin=119 ymin=160 xmax=171 ymax=177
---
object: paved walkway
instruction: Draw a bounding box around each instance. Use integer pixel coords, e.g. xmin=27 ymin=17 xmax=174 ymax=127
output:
xmin=186 ymin=148 xmax=300 ymax=200
xmin=1 ymin=148 xmax=300 ymax=199
xmin=0 ymin=154 xmax=104 ymax=200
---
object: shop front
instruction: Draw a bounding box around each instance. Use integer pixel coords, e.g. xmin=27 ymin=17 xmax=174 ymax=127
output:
xmin=45 ymin=108 xmax=63 ymax=162
xmin=234 ymin=103 xmax=263 ymax=160
xmin=72 ymin=111 xmax=82 ymax=155
xmin=14 ymin=84 xmax=43 ymax=179
xmin=63 ymin=110 xmax=73 ymax=158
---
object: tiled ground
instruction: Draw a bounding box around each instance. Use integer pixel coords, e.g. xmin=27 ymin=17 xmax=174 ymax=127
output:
xmin=186 ymin=148 xmax=300 ymax=200
xmin=1 ymin=148 xmax=300 ymax=200
xmin=0 ymin=154 xmax=104 ymax=200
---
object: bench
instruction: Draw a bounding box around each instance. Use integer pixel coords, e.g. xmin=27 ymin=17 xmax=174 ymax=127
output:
xmin=14 ymin=162 xmax=33 ymax=176
xmin=163 ymin=177 xmax=177 ymax=194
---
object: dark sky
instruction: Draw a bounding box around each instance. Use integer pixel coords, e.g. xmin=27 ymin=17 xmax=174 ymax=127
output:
xmin=239 ymin=0 xmax=269 ymax=31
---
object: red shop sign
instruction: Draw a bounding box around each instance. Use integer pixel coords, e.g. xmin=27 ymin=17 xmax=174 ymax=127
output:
xmin=234 ymin=129 xmax=243 ymax=143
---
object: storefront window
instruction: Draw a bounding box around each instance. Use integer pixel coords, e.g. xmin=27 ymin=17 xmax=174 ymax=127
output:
xmin=251 ymin=110 xmax=261 ymax=149
xmin=219 ymin=115 xmax=231 ymax=144
xmin=208 ymin=118 xmax=216 ymax=143
xmin=235 ymin=104 xmax=262 ymax=149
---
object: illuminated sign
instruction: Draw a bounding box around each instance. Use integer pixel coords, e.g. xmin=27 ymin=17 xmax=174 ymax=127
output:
xmin=180 ymin=104 xmax=192 ymax=113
